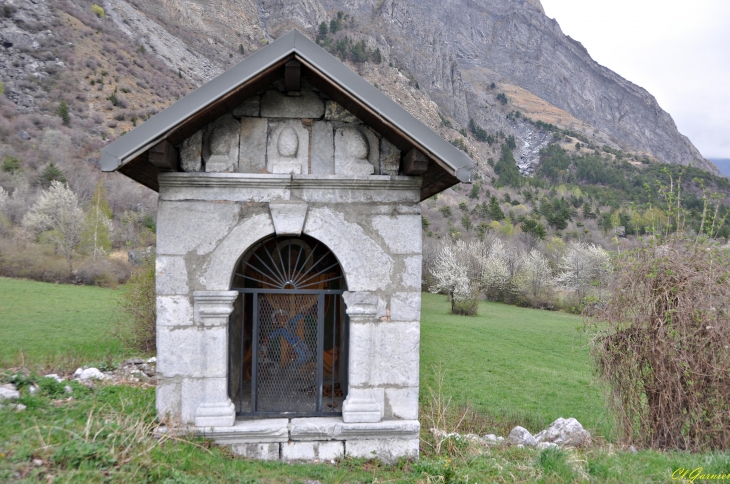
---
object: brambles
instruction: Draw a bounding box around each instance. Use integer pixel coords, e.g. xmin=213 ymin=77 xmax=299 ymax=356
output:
xmin=589 ymin=237 xmax=730 ymax=451
xmin=115 ymin=256 xmax=156 ymax=352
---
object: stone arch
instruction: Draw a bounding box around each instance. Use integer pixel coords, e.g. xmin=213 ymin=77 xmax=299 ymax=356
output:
xmin=203 ymin=207 xmax=393 ymax=294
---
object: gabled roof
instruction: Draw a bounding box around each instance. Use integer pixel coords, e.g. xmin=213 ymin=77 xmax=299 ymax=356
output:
xmin=100 ymin=30 xmax=473 ymax=200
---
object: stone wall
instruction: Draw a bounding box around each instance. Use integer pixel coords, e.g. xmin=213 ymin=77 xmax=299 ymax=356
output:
xmin=155 ymin=172 xmax=422 ymax=460
xmin=178 ymin=77 xmax=401 ymax=177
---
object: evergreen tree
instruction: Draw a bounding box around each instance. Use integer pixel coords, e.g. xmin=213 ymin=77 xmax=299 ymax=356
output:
xmin=372 ymin=47 xmax=382 ymax=64
xmin=318 ymin=22 xmax=328 ymax=39
xmin=521 ymin=219 xmax=546 ymax=240
xmin=488 ymin=196 xmax=505 ymax=221
xmin=38 ymin=163 xmax=66 ymax=189
xmin=494 ymin=144 xmax=522 ymax=188
xmin=469 ymin=183 xmax=480 ymax=199
xmin=57 ymin=101 xmax=70 ymax=125
xmin=461 ymin=214 xmax=472 ymax=231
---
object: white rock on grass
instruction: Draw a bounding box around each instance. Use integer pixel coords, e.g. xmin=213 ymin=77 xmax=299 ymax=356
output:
xmin=508 ymin=426 xmax=538 ymax=446
xmin=147 ymin=357 xmax=157 ymax=364
xmin=537 ymin=442 xmax=559 ymax=450
xmin=0 ymin=384 xmax=20 ymax=401
xmin=534 ymin=418 xmax=592 ymax=447
xmin=44 ymin=374 xmax=64 ymax=383
xmin=73 ymin=368 xmax=107 ymax=381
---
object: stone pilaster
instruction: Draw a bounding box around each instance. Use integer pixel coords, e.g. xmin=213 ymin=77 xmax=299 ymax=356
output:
xmin=341 ymin=291 xmax=382 ymax=423
xmin=193 ymin=291 xmax=238 ymax=428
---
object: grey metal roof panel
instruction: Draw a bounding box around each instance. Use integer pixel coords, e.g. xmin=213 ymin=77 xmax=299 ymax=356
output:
xmin=101 ymin=30 xmax=473 ymax=182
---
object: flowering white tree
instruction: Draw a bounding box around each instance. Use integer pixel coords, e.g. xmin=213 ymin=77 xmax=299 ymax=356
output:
xmin=517 ymin=248 xmax=553 ymax=298
xmin=481 ymin=239 xmax=511 ymax=291
xmin=0 ymin=186 xmax=8 ymax=214
xmin=23 ymin=180 xmax=85 ymax=270
xmin=555 ymin=241 xmax=611 ymax=298
xmin=429 ymin=240 xmax=485 ymax=314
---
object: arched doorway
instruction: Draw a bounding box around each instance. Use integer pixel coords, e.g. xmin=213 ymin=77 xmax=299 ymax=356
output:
xmin=228 ymin=234 xmax=348 ymax=417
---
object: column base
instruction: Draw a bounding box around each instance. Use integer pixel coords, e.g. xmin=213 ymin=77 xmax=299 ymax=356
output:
xmin=342 ymin=392 xmax=382 ymax=423
xmin=195 ymin=400 xmax=236 ymax=428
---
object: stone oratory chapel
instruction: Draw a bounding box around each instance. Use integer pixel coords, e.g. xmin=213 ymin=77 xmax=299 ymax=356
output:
xmin=102 ymin=30 xmax=472 ymax=462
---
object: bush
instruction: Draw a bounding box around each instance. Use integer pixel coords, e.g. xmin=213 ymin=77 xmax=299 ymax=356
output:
xmin=451 ymin=297 xmax=478 ymax=316
xmin=588 ymin=237 xmax=730 ymax=451
xmin=91 ymin=4 xmax=105 ymax=18
xmin=115 ymin=256 xmax=156 ymax=352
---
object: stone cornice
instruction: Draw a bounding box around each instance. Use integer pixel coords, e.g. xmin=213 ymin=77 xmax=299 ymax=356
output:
xmin=158 ymin=173 xmax=421 ymax=203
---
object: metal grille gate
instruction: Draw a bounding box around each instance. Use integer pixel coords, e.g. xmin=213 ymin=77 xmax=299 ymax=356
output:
xmin=229 ymin=236 xmax=347 ymax=418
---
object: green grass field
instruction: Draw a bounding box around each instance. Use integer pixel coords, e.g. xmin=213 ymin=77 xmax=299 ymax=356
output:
xmin=420 ymin=292 xmax=610 ymax=438
xmin=0 ymin=277 xmax=128 ymax=368
xmin=2 ymin=278 xmax=730 ymax=482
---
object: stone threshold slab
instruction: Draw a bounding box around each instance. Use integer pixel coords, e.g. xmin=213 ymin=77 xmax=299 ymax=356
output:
xmin=194 ymin=417 xmax=419 ymax=444
xmin=196 ymin=418 xmax=289 ymax=444
xmin=290 ymin=417 xmax=420 ymax=441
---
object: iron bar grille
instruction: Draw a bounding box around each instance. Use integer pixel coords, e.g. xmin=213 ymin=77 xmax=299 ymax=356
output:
xmin=229 ymin=236 xmax=347 ymax=418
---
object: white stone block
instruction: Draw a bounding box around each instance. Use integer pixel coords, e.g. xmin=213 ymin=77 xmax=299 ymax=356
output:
xmin=372 ymin=215 xmax=422 ymax=254
xmin=181 ymin=130 xmax=203 ymax=172
xmin=233 ymin=96 xmax=260 ymax=117
xmin=260 ymin=90 xmax=325 ymax=118
xmin=200 ymin=327 xmax=228 ymax=377
xmin=400 ymin=256 xmax=422 ymax=290
xmin=371 ymin=322 xmax=420 ymax=387
xmin=157 ymin=201 xmax=240 ymax=256
xmin=156 ymin=256 xmax=189 ymax=295
xmin=304 ymin=207 xmax=393 ymax=292
xmin=325 ymin=100 xmax=361 ymax=123
xmin=311 ymin=120 xmax=334 ymax=175
xmin=239 ymin=117 xmax=267 ymax=173
xmin=180 ymin=378 xmax=205 ymax=424
xmin=157 ymin=296 xmax=193 ymax=326
xmin=334 ymin=127 xmax=376 ymax=175
xmin=281 ymin=441 xmax=344 ymax=461
xmin=347 ymin=322 xmax=375 ymax=387
xmin=345 ymin=438 xmax=419 ymax=463
xmin=157 ymin=327 xmax=202 ymax=377
xmin=389 ymin=292 xmax=421 ymax=322
xmin=203 ymin=114 xmax=240 ymax=172
xmin=380 ymin=137 xmax=400 ymax=175
xmin=201 ymin=212 xmax=276 ymax=291
xmin=269 ymin=201 xmax=308 ymax=236
xmin=230 ymin=443 xmax=280 ymax=460
xmin=267 ymin=119 xmax=309 ymax=174
xmin=385 ymin=387 xmax=419 ymax=420
xmin=156 ymin=380 xmax=181 ymax=421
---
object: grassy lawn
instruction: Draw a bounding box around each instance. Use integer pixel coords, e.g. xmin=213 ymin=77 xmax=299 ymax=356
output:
xmin=420 ymin=292 xmax=610 ymax=439
xmin=0 ymin=277 xmax=129 ymax=368
xmin=2 ymin=279 xmax=729 ymax=482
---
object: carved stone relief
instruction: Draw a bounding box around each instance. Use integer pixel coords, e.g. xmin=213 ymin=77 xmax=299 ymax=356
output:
xmin=267 ymin=120 xmax=309 ymax=174
xmin=202 ymin=114 xmax=240 ymax=173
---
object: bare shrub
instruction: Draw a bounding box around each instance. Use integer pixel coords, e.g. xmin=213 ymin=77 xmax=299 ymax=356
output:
xmin=588 ymin=238 xmax=730 ymax=451
xmin=115 ymin=256 xmax=156 ymax=352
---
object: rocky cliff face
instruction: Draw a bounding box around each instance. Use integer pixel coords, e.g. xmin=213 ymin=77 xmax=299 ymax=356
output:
xmin=1 ymin=0 xmax=715 ymax=174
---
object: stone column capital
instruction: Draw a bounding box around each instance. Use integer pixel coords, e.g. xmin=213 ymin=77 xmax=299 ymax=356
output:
xmin=343 ymin=291 xmax=378 ymax=318
xmin=193 ymin=290 xmax=238 ymax=326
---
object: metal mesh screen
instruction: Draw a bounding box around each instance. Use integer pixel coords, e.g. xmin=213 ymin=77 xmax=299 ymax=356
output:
xmin=256 ymin=294 xmax=318 ymax=413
